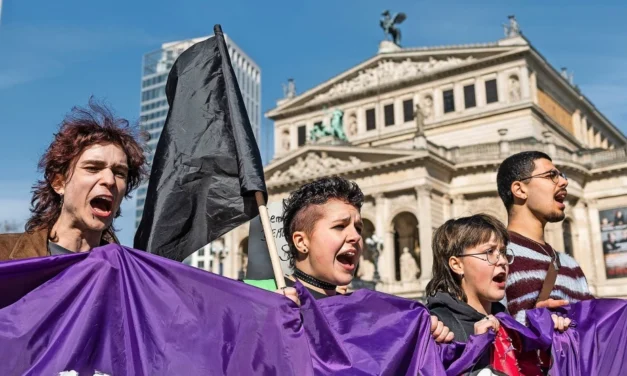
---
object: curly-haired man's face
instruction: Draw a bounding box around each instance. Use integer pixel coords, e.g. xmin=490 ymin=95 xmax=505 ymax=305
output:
xmin=293 ymin=199 xmax=363 ymax=286
xmin=54 ymin=143 xmax=128 ymax=235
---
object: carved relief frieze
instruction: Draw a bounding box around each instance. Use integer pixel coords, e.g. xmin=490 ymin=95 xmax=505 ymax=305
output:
xmin=308 ymin=57 xmax=476 ymax=104
xmin=267 ymin=152 xmax=369 ymax=184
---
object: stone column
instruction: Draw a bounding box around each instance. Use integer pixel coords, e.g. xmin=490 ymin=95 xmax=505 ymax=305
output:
xmin=476 ymin=76 xmax=486 ymax=107
xmin=497 ymin=71 xmax=507 ymax=104
xmin=585 ymin=199 xmax=603 ymax=285
xmin=571 ymin=201 xmax=591 ymax=275
xmin=417 ymin=185 xmax=434 ymax=283
xmin=579 ymin=116 xmax=588 ymax=146
xmin=451 ymin=194 xmax=465 ymax=218
xmin=290 ymin=124 xmax=298 ymax=150
xmin=587 ymin=124 xmax=595 ymax=148
xmin=222 ymin=234 xmax=234 ymax=278
xmin=211 ymin=244 xmax=220 ymax=274
xmin=498 ymin=129 xmax=510 ymax=157
xmin=376 ymin=102 xmax=384 ymax=132
xmin=529 ymin=69 xmax=538 ymax=104
xmin=357 ymin=106 xmax=366 ymax=134
xmin=519 ymin=65 xmax=531 ymax=99
xmin=374 ymin=194 xmax=393 ymax=282
xmin=543 ymin=131 xmax=557 ymax=156
xmin=442 ymin=194 xmax=452 ymax=223
xmin=414 ymin=93 xmax=422 ymax=125
xmin=433 ymin=87 xmax=443 ymax=118
xmin=395 ymin=98 xmax=403 ymax=125
xmin=572 ymin=110 xmax=582 ymax=144
xmin=454 ymin=83 xmax=464 ymax=113
xmin=227 ymin=231 xmax=238 ymax=279
xmin=384 ymin=228 xmax=395 ymax=283
xmin=547 ymin=221 xmax=565 ymax=254
xmin=275 ymin=126 xmax=283 ymax=155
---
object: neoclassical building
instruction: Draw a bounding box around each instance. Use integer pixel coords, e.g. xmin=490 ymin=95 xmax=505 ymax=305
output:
xmin=209 ymin=18 xmax=627 ymax=300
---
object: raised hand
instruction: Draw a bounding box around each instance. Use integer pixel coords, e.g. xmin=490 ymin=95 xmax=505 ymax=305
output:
xmin=430 ymin=315 xmax=455 ymax=343
xmin=474 ymin=314 xmax=500 ymax=335
xmin=275 ymin=287 xmax=300 ymax=306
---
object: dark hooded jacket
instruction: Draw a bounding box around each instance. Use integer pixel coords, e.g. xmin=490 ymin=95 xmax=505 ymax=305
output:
xmin=427 ymin=292 xmax=509 ymax=375
xmin=427 ymin=291 xmax=507 ymax=342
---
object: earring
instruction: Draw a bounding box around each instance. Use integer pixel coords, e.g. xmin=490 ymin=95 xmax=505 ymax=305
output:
xmin=302 ymin=247 xmax=308 ymax=254
xmin=59 ymin=193 xmax=64 ymax=205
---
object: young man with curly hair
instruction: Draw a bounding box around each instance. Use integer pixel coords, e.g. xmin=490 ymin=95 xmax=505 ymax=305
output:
xmin=0 ymin=100 xmax=147 ymax=260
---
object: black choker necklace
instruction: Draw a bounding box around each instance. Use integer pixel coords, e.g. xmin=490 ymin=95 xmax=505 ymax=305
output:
xmin=294 ymin=268 xmax=337 ymax=290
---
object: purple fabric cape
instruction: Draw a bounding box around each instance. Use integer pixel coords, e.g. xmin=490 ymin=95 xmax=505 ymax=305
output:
xmin=0 ymin=245 xmax=492 ymax=375
xmin=520 ymin=299 xmax=627 ymax=376
xmin=495 ymin=300 xmax=627 ymax=376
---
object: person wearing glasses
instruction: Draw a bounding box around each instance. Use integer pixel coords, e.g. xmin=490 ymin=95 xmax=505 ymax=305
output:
xmin=496 ymin=151 xmax=593 ymax=324
xmin=426 ymin=214 xmax=570 ymax=375
xmin=426 ymin=214 xmax=514 ymax=343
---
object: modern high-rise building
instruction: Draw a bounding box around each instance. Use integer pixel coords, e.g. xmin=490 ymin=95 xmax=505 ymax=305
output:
xmin=135 ymin=35 xmax=261 ymax=273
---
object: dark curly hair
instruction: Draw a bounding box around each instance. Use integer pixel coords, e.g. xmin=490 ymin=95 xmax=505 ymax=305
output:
xmin=425 ymin=214 xmax=509 ymax=302
xmin=282 ymin=176 xmax=364 ymax=268
xmin=26 ymin=98 xmax=148 ymax=240
xmin=497 ymin=151 xmax=552 ymax=212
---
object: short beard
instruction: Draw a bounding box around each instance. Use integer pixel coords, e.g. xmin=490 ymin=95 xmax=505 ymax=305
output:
xmin=546 ymin=211 xmax=566 ymax=223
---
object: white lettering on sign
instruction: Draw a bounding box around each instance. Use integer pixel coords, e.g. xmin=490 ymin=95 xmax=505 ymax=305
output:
xmin=247 ymin=201 xmax=293 ymax=279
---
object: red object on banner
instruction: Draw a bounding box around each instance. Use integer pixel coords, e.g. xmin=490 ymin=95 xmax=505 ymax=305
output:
xmin=491 ymin=326 xmax=545 ymax=376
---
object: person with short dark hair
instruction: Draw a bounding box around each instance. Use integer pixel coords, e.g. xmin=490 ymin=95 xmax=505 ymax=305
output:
xmin=497 ymin=151 xmax=593 ymax=324
xmin=281 ymin=175 xmax=364 ymax=299
xmin=275 ymin=176 xmax=454 ymax=342
xmin=0 ymin=99 xmax=147 ymax=260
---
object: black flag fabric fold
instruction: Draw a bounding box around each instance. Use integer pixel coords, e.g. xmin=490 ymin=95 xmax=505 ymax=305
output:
xmin=134 ymin=24 xmax=267 ymax=261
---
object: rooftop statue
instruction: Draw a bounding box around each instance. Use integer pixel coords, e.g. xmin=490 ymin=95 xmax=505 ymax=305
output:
xmin=503 ymin=15 xmax=522 ymax=38
xmin=380 ymin=10 xmax=407 ymax=46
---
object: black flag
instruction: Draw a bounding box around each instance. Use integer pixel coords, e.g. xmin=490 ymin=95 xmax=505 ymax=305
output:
xmin=134 ymin=25 xmax=267 ymax=261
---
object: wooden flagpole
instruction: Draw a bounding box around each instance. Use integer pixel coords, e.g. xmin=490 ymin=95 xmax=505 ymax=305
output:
xmin=255 ymin=192 xmax=286 ymax=289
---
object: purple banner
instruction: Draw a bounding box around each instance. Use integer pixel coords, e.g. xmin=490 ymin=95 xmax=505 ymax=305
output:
xmin=0 ymin=245 xmax=489 ymax=375
xmin=1 ymin=245 xmax=624 ymax=375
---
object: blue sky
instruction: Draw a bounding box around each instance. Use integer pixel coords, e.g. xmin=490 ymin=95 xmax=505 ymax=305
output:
xmin=1 ymin=0 xmax=626 ymax=246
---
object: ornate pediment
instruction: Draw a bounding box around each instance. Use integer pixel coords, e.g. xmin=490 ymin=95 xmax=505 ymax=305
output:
xmin=267 ymin=151 xmax=369 ymax=184
xmin=308 ymin=56 xmax=476 ymax=104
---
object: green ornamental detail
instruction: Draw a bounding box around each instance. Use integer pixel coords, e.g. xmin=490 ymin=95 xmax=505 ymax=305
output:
xmin=309 ymin=108 xmax=348 ymax=143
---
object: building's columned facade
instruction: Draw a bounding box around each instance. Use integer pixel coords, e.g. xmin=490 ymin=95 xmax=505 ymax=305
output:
xmin=224 ymin=28 xmax=627 ymax=299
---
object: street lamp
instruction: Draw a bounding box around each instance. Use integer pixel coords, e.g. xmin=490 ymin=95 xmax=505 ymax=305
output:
xmin=351 ymin=235 xmax=383 ymax=291
xmin=364 ymin=234 xmax=382 ymax=284
xmin=208 ymin=240 xmax=229 ymax=275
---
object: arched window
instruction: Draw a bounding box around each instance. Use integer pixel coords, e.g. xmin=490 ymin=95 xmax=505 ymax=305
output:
xmin=392 ymin=212 xmax=420 ymax=282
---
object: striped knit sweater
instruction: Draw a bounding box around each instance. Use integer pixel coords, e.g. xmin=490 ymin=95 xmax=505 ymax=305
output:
xmin=505 ymin=231 xmax=593 ymax=324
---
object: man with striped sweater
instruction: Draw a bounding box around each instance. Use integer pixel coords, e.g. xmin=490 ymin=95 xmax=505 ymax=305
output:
xmin=497 ymin=151 xmax=593 ymax=324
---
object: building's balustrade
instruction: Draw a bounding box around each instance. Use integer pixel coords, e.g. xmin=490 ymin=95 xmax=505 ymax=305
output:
xmin=581 ymin=147 xmax=627 ymax=168
xmin=439 ymin=138 xmax=627 ymax=170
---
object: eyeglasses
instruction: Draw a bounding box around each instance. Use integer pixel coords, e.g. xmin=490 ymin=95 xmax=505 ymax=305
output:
xmin=456 ymin=247 xmax=515 ymax=265
xmin=519 ymin=169 xmax=567 ymax=184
